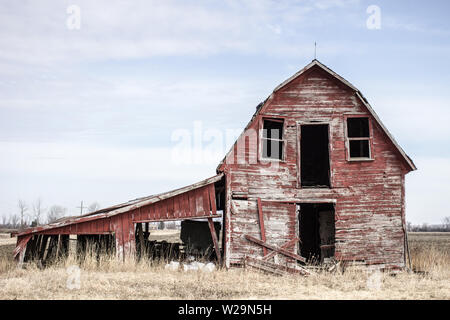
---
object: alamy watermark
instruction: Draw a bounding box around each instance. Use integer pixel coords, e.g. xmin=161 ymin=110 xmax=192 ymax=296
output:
xmin=366 ymin=5 xmax=381 ymax=30
xmin=66 ymin=5 xmax=81 ymax=30
xmin=170 ymin=121 xmax=282 ymax=170
xmin=366 ymin=269 xmax=382 ymax=290
xmin=66 ymin=265 xmax=81 ymax=290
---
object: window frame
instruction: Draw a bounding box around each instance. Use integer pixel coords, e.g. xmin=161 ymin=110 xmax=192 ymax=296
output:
xmin=259 ymin=117 xmax=286 ymax=162
xmin=344 ymin=115 xmax=374 ymax=161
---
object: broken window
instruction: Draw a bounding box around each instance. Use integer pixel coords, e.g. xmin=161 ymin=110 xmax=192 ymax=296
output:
xmin=346 ymin=117 xmax=371 ymax=159
xmin=261 ymin=119 xmax=284 ymax=160
xmin=300 ymin=124 xmax=330 ymax=187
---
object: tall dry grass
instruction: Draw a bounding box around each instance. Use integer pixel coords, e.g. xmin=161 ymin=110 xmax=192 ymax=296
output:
xmin=0 ymin=233 xmax=449 ymax=299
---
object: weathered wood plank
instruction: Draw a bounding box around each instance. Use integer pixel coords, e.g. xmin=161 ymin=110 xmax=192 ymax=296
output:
xmin=245 ymin=234 xmax=306 ymax=263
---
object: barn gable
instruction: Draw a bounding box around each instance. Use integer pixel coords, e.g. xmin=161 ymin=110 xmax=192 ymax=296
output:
xmin=217 ymin=60 xmax=416 ymax=173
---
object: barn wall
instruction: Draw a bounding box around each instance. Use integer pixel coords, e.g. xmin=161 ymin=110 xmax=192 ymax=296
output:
xmin=222 ymin=66 xmax=408 ymax=268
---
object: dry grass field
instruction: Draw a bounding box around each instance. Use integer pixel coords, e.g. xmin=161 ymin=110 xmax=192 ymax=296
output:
xmin=0 ymin=231 xmax=449 ymax=300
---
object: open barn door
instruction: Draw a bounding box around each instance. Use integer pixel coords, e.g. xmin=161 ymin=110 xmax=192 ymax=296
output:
xmin=298 ymin=203 xmax=335 ymax=263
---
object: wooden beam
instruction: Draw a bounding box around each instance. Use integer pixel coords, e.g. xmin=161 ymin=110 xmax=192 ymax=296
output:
xmin=245 ymin=234 xmax=306 ymax=263
xmin=257 ymin=198 xmax=267 ymax=256
xmin=38 ymin=235 xmax=49 ymax=261
xmin=137 ymin=223 xmax=145 ymax=259
xmin=244 ymin=257 xmax=289 ymax=276
xmin=207 ymin=218 xmax=221 ymax=265
xmin=133 ymin=213 xmax=222 ymax=223
xmin=262 ymin=238 xmax=298 ymax=261
xmin=245 ymin=256 xmax=310 ymax=276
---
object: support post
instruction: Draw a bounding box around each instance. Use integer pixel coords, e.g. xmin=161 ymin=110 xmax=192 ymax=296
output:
xmin=207 ymin=218 xmax=221 ymax=265
xmin=137 ymin=223 xmax=145 ymax=259
xmin=38 ymin=235 xmax=49 ymax=261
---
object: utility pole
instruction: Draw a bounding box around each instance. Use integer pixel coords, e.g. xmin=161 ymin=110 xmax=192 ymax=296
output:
xmin=76 ymin=201 xmax=86 ymax=215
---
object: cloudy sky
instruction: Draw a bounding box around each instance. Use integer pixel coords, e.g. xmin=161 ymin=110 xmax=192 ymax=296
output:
xmin=0 ymin=0 xmax=449 ymax=224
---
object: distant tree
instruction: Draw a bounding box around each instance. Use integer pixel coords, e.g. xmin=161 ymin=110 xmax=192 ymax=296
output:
xmin=406 ymin=221 xmax=412 ymax=232
xmin=1 ymin=215 xmax=7 ymax=227
xmin=158 ymin=221 xmax=165 ymax=230
xmin=47 ymin=205 xmax=67 ymax=223
xmin=9 ymin=214 xmax=19 ymax=229
xmin=87 ymin=202 xmax=100 ymax=213
xmin=32 ymin=198 xmax=45 ymax=226
xmin=17 ymin=199 xmax=28 ymax=229
xmin=443 ymin=217 xmax=450 ymax=231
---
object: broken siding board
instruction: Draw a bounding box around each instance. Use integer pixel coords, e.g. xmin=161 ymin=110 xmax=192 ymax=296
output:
xmin=202 ymin=186 xmax=210 ymax=215
xmin=257 ymin=198 xmax=267 ymax=256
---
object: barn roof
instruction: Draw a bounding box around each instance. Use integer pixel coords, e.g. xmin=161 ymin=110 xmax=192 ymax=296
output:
xmin=217 ymin=59 xmax=417 ymax=172
xmin=14 ymin=173 xmax=224 ymax=238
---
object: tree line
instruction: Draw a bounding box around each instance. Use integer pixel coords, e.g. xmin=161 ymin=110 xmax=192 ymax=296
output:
xmin=407 ymin=217 xmax=450 ymax=232
xmin=0 ymin=198 xmax=100 ymax=230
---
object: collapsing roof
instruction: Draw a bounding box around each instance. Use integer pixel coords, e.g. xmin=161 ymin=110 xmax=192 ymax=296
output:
xmin=14 ymin=173 xmax=224 ymax=239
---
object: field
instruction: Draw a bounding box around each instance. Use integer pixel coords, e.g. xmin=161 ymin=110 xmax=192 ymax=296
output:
xmin=0 ymin=231 xmax=449 ymax=300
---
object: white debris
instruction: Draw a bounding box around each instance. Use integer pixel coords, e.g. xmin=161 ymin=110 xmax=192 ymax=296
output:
xmin=196 ymin=262 xmax=205 ymax=269
xmin=183 ymin=263 xmax=198 ymax=272
xmin=202 ymin=262 xmax=216 ymax=272
xmin=164 ymin=261 xmax=180 ymax=271
xmin=182 ymin=261 xmax=216 ymax=272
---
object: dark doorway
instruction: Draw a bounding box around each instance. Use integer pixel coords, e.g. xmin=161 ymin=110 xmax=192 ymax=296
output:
xmin=298 ymin=203 xmax=335 ymax=263
xmin=300 ymin=124 xmax=330 ymax=187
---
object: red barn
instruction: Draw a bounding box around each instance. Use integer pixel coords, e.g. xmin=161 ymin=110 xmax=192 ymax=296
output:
xmin=13 ymin=60 xmax=416 ymax=272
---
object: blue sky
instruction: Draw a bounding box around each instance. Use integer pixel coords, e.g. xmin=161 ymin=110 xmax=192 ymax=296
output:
xmin=0 ymin=0 xmax=449 ymax=224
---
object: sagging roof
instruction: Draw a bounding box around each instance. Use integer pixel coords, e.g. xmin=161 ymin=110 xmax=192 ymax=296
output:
xmin=14 ymin=173 xmax=224 ymax=237
xmin=216 ymin=59 xmax=417 ymax=172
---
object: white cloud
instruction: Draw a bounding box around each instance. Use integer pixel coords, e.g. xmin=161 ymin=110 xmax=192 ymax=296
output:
xmin=0 ymin=0 xmax=364 ymax=69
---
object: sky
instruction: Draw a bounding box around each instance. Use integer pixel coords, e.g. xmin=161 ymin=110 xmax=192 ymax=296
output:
xmin=0 ymin=0 xmax=449 ymax=225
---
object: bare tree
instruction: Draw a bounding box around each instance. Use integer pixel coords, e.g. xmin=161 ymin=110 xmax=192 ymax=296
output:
xmin=1 ymin=215 xmax=7 ymax=227
xmin=9 ymin=214 xmax=19 ymax=229
xmin=443 ymin=217 xmax=450 ymax=231
xmin=18 ymin=199 xmax=28 ymax=229
xmin=32 ymin=198 xmax=45 ymax=226
xmin=406 ymin=221 xmax=412 ymax=232
xmin=47 ymin=205 xmax=67 ymax=223
xmin=87 ymin=202 xmax=100 ymax=213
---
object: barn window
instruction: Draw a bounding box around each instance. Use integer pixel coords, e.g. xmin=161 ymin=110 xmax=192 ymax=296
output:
xmin=261 ymin=119 xmax=284 ymax=160
xmin=346 ymin=117 xmax=372 ymax=159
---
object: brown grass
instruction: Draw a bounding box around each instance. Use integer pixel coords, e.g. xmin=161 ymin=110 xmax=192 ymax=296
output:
xmin=0 ymin=232 xmax=449 ymax=300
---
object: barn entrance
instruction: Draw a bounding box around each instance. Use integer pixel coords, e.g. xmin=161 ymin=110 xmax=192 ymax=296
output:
xmin=298 ymin=203 xmax=335 ymax=263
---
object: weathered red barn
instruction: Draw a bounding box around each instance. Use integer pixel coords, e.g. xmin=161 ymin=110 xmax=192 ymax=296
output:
xmin=13 ymin=60 xmax=416 ymax=272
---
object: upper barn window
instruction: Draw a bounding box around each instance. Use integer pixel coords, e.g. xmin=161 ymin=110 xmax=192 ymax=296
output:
xmin=261 ymin=118 xmax=285 ymax=160
xmin=346 ymin=117 xmax=372 ymax=159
